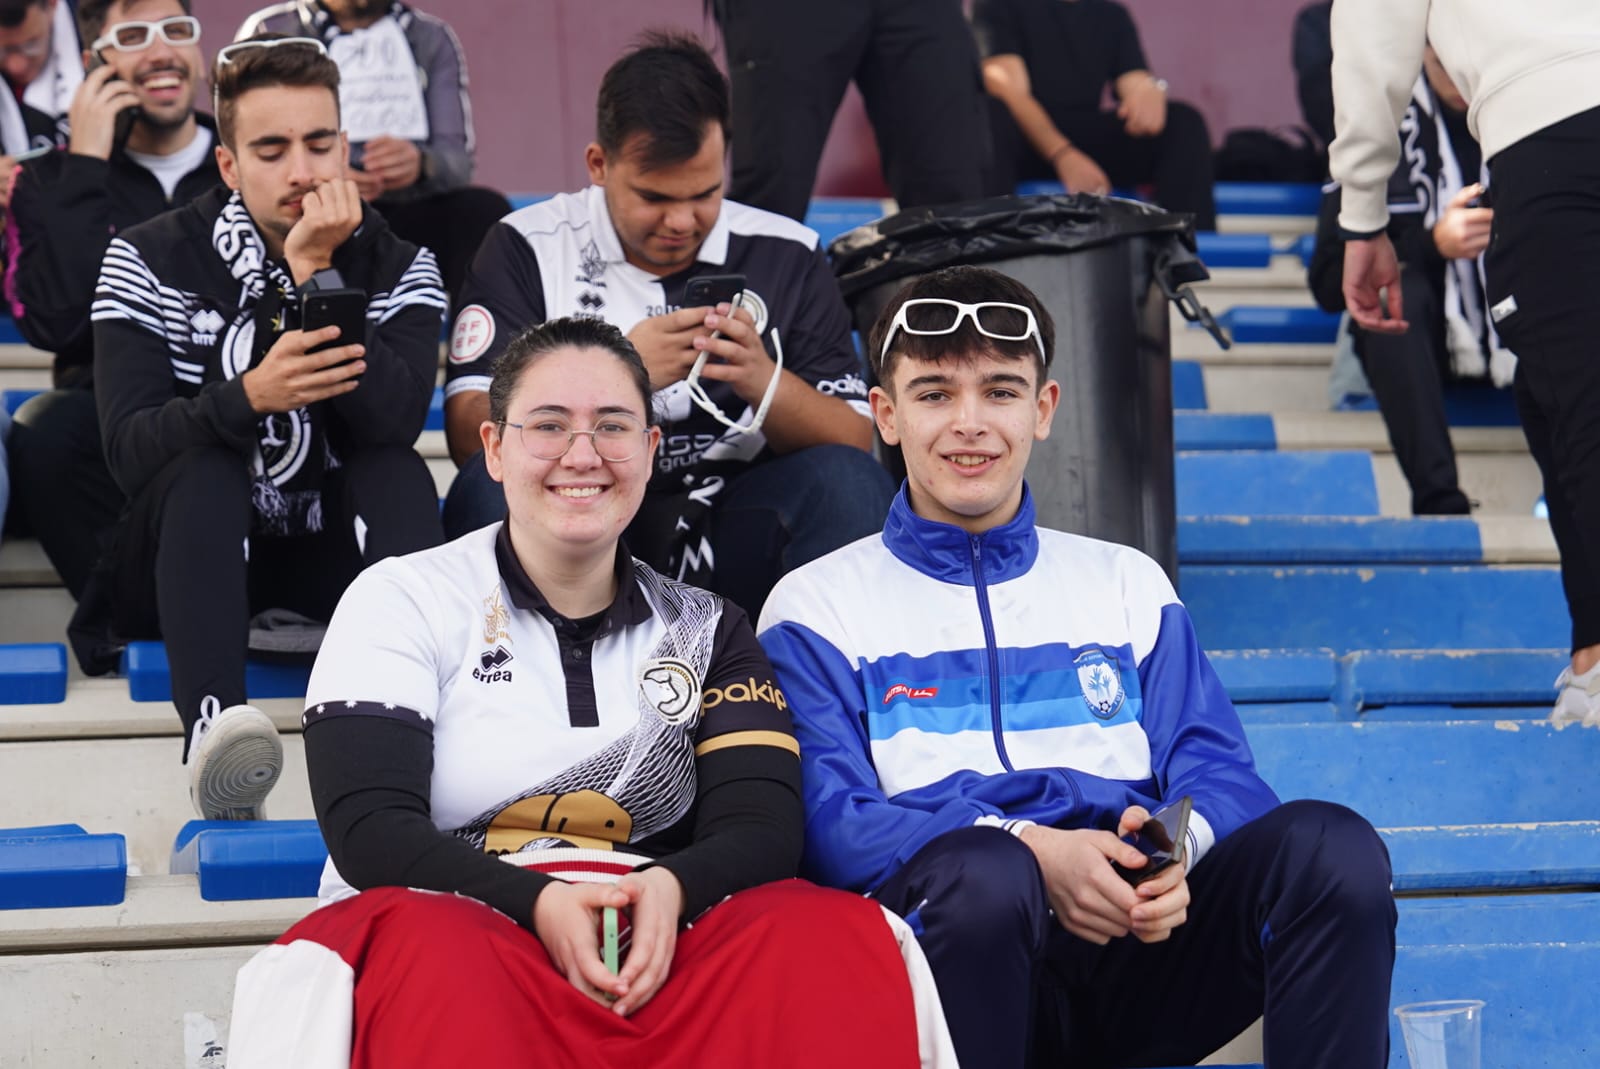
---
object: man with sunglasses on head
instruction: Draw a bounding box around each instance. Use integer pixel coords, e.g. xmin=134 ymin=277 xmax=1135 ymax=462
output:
xmin=86 ymin=35 xmax=445 ymax=821
xmin=440 ymin=31 xmax=894 ymax=618
xmin=5 ymin=0 xmax=217 ymax=606
xmin=759 ymin=265 xmax=1397 ymax=1069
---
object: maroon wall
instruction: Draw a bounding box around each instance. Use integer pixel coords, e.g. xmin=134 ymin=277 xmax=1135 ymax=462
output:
xmin=202 ymin=0 xmax=1307 ymax=198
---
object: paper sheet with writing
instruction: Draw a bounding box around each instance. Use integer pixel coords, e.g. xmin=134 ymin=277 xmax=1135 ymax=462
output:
xmin=330 ymin=17 xmax=430 ymax=144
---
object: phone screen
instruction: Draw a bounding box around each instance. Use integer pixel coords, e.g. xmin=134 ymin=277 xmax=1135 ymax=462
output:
xmin=1112 ymin=795 xmax=1192 ymax=886
xmin=683 ymin=273 xmax=746 ymax=309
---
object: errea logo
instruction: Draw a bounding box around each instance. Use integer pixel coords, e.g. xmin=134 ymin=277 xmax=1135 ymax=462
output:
xmin=882 ymin=683 xmax=939 ymax=704
xmin=190 ymin=308 xmax=225 ymax=345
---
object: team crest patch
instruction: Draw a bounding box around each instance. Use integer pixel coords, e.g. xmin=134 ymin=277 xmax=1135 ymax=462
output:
xmin=639 ymin=658 xmax=701 ymax=725
xmin=1075 ymin=649 xmax=1125 ymax=720
xmin=450 ymin=304 xmax=495 ymax=363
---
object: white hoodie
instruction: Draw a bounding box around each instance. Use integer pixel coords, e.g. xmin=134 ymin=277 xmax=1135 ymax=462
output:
xmin=1330 ymin=0 xmax=1600 ymax=234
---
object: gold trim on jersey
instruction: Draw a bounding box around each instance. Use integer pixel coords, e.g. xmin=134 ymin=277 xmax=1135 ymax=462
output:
xmin=694 ymin=730 xmax=801 ymax=758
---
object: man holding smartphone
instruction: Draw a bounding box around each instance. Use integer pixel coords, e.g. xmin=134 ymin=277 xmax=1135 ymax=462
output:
xmin=87 ymin=36 xmax=444 ymax=821
xmin=5 ymin=0 xmax=215 ymax=603
xmin=759 ymin=267 xmax=1397 ymax=1069
xmin=440 ymin=32 xmax=894 ymax=617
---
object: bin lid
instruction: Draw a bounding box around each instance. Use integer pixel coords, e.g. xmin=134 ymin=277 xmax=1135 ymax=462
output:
xmin=829 ymin=193 xmax=1201 ymax=298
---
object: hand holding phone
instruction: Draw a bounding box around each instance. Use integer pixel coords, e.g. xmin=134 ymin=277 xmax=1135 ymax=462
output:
xmin=682 ymin=273 xmax=746 ymax=310
xmin=1111 ymin=796 xmax=1192 ymax=886
xmin=301 ymin=288 xmax=368 ymax=361
xmin=67 ymin=63 xmax=141 ymax=161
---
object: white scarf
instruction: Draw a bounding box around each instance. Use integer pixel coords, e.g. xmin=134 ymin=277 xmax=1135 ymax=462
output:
xmin=21 ymin=0 xmax=84 ymax=119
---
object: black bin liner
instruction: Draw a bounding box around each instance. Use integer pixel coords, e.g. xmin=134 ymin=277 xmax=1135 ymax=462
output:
xmin=831 ymin=193 xmax=1225 ymax=582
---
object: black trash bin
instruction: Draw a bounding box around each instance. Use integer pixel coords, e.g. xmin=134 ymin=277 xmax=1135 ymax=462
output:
xmin=831 ymin=193 xmax=1224 ymax=582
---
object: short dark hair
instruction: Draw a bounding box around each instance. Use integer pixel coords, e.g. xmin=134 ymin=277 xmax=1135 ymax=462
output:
xmin=77 ymin=0 xmax=193 ymax=49
xmin=0 ymin=0 xmax=46 ymax=31
xmin=869 ymin=266 xmax=1056 ymax=390
xmin=596 ymin=30 xmax=729 ymax=172
xmin=211 ymin=35 xmax=340 ymax=149
xmin=488 ymin=318 xmax=656 ymax=429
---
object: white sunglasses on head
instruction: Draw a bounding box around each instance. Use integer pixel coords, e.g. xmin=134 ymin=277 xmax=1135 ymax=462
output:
xmin=878 ymin=298 xmax=1048 ymax=369
xmin=216 ymin=36 xmax=329 ymax=66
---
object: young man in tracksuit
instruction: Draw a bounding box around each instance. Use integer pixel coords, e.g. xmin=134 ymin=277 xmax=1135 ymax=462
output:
xmin=759 ymin=266 xmax=1397 ymax=1069
xmin=6 ymin=0 xmax=218 ymax=603
xmin=1331 ymin=0 xmax=1600 ymax=725
xmin=90 ymin=36 xmax=444 ymax=820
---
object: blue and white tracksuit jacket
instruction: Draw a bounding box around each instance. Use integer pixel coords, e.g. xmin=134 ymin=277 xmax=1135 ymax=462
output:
xmin=757 ymin=485 xmax=1280 ymax=894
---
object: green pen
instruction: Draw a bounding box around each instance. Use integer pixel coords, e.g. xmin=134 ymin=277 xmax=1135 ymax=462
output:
xmin=603 ymin=905 xmax=620 ymax=976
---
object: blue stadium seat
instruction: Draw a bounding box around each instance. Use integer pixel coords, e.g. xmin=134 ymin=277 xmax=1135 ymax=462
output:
xmin=426 ymin=385 xmax=444 ymax=431
xmin=2 ymin=387 xmax=44 ymax=416
xmin=1212 ymin=306 xmax=1342 ymax=345
xmin=170 ymin=820 xmax=328 ymax=901
xmin=1286 ymin=232 xmax=1317 ymax=266
xmin=1207 ymin=648 xmax=1338 ymax=703
xmin=1383 ymin=823 xmax=1600 ymax=893
xmin=1182 ymin=565 xmax=1566 ymax=650
xmin=1174 ymin=412 xmax=1277 ymax=450
xmin=1342 ymin=648 xmax=1568 ymax=709
xmin=505 ymin=193 xmax=554 ymax=212
xmin=1212 ymin=182 xmax=1321 ymax=217
xmin=1195 ymin=232 xmax=1274 ymax=269
xmin=1170 ymin=360 xmax=1207 ymax=410
xmin=122 ymin=642 xmax=313 ymax=703
xmin=1176 ymin=452 xmax=1380 ymax=517
xmin=0 ymin=824 xmax=127 ymax=909
xmin=1178 ymin=516 xmax=1483 ymax=563
xmin=804 ymin=198 xmax=886 ymax=248
xmin=0 ymin=643 xmax=69 ymax=705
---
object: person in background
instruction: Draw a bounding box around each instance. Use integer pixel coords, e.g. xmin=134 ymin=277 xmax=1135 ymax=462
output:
xmin=974 ymin=0 xmax=1216 ymax=230
xmin=1310 ymin=47 xmax=1498 ymax=516
xmin=1331 ymin=0 xmax=1600 ymax=725
xmin=236 ymin=0 xmax=511 ymax=300
xmin=0 ymin=0 xmax=82 ymax=126
xmin=88 ymin=35 xmax=444 ymax=819
xmin=5 ymin=0 xmax=218 ymax=603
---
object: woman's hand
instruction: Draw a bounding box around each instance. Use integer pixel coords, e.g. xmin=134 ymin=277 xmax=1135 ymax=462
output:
xmin=532 ymin=880 xmax=631 ymax=1007
xmin=611 ymin=866 xmax=685 ymax=1016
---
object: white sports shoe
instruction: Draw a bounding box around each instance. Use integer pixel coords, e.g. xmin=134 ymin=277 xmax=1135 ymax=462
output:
xmin=1551 ymin=664 xmax=1600 ymax=728
xmin=186 ymin=699 xmax=283 ymax=820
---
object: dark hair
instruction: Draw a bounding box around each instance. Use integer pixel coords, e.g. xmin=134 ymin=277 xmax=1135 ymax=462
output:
xmin=211 ymin=34 xmax=341 ymax=149
xmin=77 ymin=0 xmax=193 ymax=48
xmin=0 ymin=0 xmax=46 ymax=31
xmin=488 ymin=318 xmax=656 ymax=429
xmin=868 ymin=266 xmax=1056 ymax=390
xmin=596 ymin=29 xmax=729 ymax=172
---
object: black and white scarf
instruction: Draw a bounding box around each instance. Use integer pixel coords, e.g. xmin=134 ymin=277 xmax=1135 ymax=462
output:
xmin=213 ymin=192 xmax=333 ymax=537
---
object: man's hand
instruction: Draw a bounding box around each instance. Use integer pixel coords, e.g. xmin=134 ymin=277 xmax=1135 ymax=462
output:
xmin=1055 ymin=146 xmax=1111 ymax=197
xmin=240 ymin=325 xmax=365 ymax=414
xmin=1019 ymin=822 xmax=1148 ymax=944
xmin=1433 ymin=184 xmax=1493 ymax=261
xmin=1118 ymin=79 xmax=1168 ymax=137
xmin=1342 ymin=233 xmax=1409 ymax=334
xmin=627 ymin=306 xmax=708 ymax=391
xmin=67 ymin=66 xmax=140 ymax=160
xmin=691 ymin=302 xmax=776 ymax=405
xmin=611 ymin=867 xmax=684 ymax=1017
xmin=349 ymin=166 xmax=386 ymax=203
xmin=361 ymin=135 xmax=423 ymax=193
xmin=1114 ymin=806 xmax=1191 ymax=944
xmin=532 ymin=880 xmax=631 ymax=1008
xmin=283 ymin=179 xmax=363 ymax=285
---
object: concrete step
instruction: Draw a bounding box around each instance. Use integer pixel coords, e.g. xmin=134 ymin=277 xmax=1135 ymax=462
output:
xmin=0 ymin=681 xmax=303 ymax=740
xmin=0 ymin=736 xmax=314 ymax=877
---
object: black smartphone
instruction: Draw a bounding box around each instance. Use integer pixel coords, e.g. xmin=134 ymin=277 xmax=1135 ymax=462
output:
xmin=1111 ymin=795 xmax=1192 ymax=886
xmin=86 ymin=52 xmax=141 ymax=142
xmin=301 ymin=288 xmax=368 ymax=364
xmin=683 ymin=273 xmax=746 ymax=309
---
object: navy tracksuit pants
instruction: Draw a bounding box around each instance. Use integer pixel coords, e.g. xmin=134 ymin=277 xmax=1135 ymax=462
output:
xmin=873 ymin=799 xmax=1396 ymax=1069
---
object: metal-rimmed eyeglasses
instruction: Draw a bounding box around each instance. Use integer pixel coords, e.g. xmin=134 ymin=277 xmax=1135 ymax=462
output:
xmin=92 ymin=15 xmax=201 ymax=53
xmin=500 ymin=413 xmax=649 ymax=463
xmin=216 ymin=36 xmax=328 ymax=66
xmin=877 ymin=298 xmax=1048 ymax=369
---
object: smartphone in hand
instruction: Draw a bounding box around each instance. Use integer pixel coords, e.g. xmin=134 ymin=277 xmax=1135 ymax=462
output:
xmin=682 ymin=273 xmax=746 ymax=309
xmin=301 ymin=287 xmax=368 ymax=370
xmin=1111 ymin=795 xmax=1192 ymax=886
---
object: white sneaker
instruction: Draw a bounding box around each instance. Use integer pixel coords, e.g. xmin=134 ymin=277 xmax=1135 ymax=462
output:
xmin=1551 ymin=664 xmax=1600 ymax=728
xmin=186 ymin=699 xmax=282 ymax=820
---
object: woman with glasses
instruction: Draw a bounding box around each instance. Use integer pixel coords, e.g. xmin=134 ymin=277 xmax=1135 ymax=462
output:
xmin=226 ymin=317 xmax=953 ymax=1068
